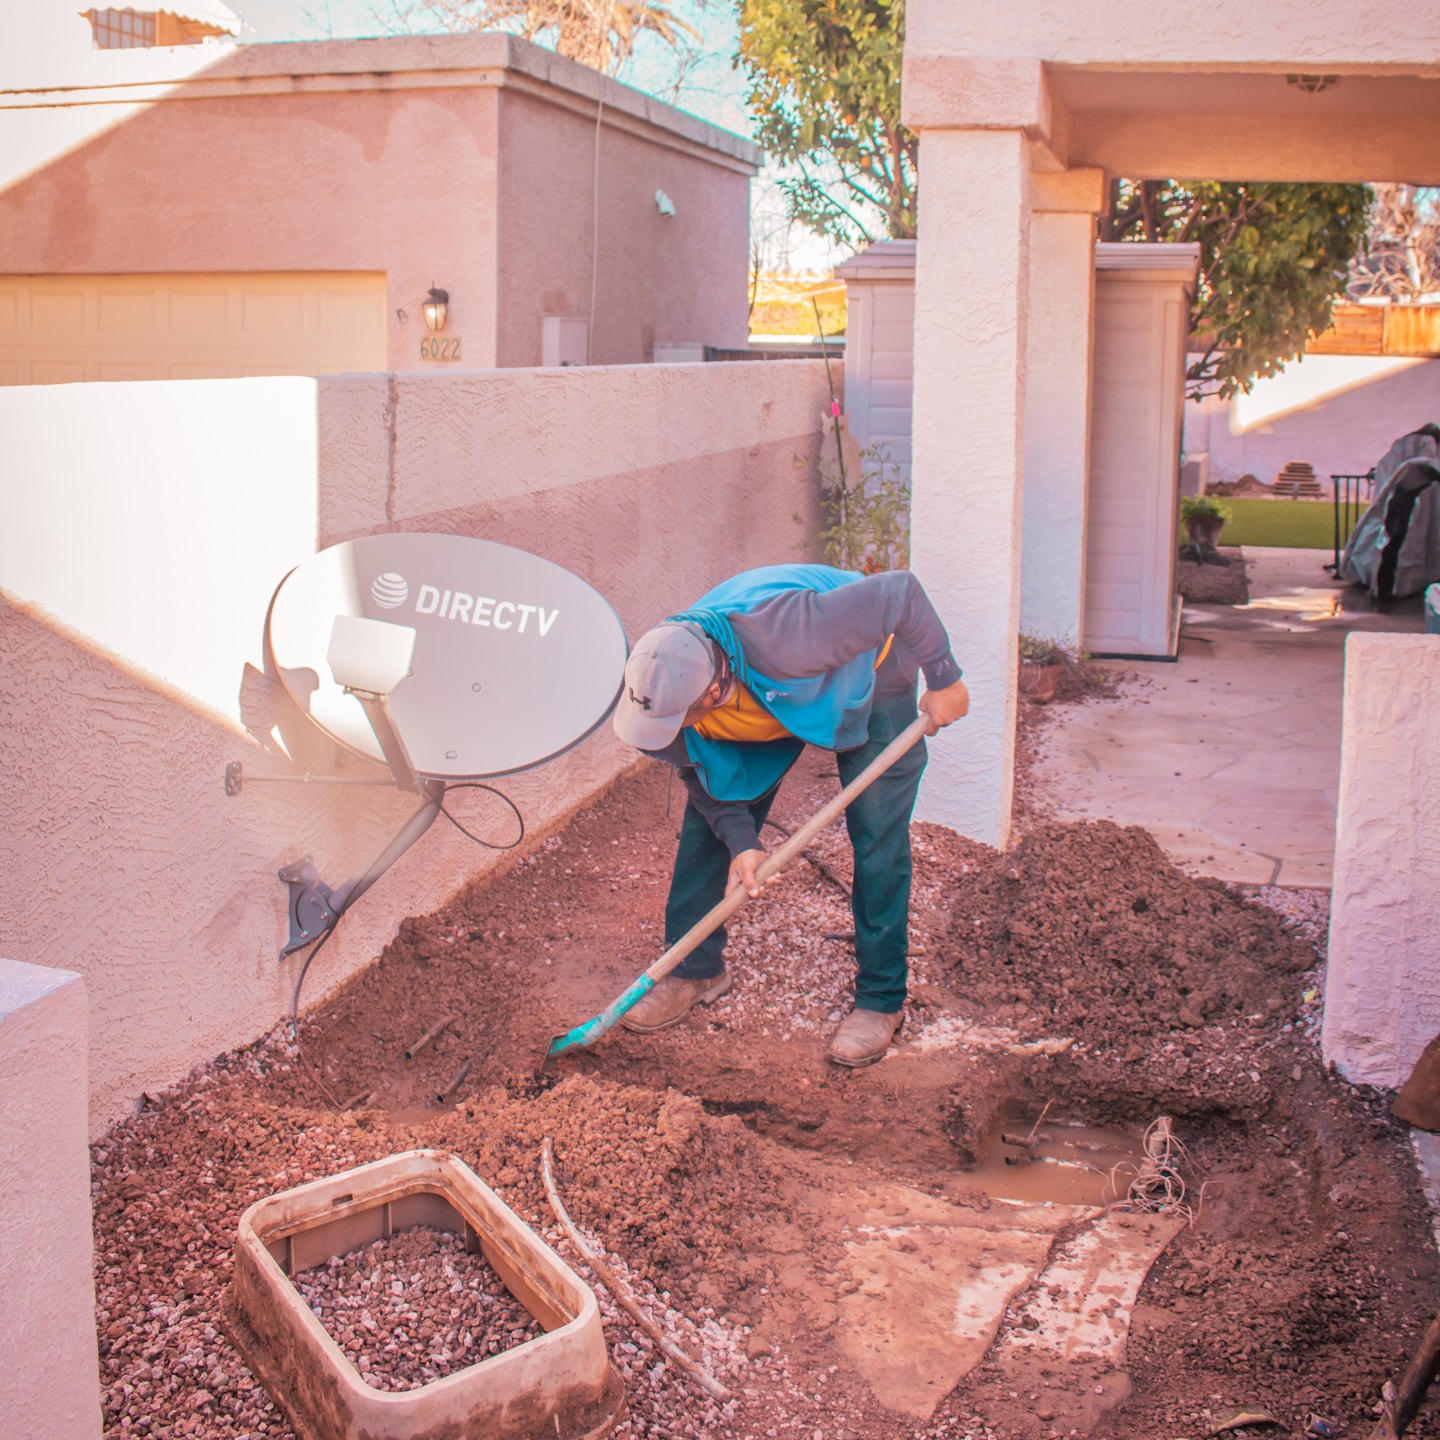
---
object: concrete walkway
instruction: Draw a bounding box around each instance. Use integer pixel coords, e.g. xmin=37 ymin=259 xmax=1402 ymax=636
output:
xmin=1034 ymin=548 xmax=1427 ymax=888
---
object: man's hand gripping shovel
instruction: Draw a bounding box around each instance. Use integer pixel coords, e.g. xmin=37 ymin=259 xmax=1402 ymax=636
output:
xmin=540 ymin=712 xmax=933 ymax=1070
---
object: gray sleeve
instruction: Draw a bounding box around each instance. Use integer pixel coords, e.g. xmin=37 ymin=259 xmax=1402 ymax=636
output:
xmin=641 ymin=739 xmax=763 ymax=857
xmin=729 ymin=570 xmax=962 ymax=690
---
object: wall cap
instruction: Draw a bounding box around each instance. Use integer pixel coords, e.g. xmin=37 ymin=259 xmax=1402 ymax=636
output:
xmin=0 ymin=31 xmax=763 ymax=171
xmin=1095 ymin=240 xmax=1201 ymax=282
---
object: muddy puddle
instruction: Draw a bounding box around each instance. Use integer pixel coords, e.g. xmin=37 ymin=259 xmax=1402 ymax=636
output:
xmin=963 ymin=1106 xmax=1148 ymax=1207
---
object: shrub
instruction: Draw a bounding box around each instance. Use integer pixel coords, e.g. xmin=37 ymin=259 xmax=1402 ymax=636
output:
xmin=1181 ymin=494 xmax=1232 ymax=524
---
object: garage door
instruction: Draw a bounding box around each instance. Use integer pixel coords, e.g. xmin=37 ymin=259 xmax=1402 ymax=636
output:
xmin=0 ymin=273 xmax=387 ymax=384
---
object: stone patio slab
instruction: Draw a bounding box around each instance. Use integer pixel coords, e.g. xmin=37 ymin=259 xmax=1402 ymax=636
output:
xmin=1033 ymin=548 xmax=1426 ymax=888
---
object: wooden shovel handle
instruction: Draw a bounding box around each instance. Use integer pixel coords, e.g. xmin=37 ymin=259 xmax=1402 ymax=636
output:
xmin=642 ymin=713 xmax=930 ymax=985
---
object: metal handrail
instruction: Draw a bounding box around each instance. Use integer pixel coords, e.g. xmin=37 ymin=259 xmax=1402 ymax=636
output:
xmin=1328 ymin=470 xmax=1376 ymax=577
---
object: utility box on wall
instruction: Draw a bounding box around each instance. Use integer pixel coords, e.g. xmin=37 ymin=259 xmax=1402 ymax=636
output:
xmin=1082 ymin=243 xmax=1198 ymax=659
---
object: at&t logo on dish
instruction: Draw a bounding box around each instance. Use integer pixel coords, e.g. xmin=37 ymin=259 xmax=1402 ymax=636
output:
xmin=371 ymin=573 xmax=409 ymax=609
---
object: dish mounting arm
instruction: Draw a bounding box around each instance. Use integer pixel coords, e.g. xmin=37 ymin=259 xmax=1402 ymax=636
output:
xmin=278 ymin=615 xmax=443 ymax=959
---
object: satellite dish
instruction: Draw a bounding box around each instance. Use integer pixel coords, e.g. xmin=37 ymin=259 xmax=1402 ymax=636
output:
xmin=267 ymin=534 xmax=628 ymax=779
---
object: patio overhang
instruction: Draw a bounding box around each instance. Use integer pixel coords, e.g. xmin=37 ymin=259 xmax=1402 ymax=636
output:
xmin=904 ymin=56 xmax=1440 ymax=184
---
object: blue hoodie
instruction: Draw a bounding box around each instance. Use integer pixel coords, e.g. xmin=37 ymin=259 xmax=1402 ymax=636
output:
xmin=651 ymin=565 xmax=962 ymax=831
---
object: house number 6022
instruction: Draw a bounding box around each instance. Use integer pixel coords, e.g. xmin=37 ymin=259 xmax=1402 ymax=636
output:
xmin=420 ymin=337 xmax=461 ymax=360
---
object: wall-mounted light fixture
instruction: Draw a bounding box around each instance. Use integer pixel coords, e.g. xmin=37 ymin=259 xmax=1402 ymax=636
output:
xmin=1286 ymin=73 xmax=1340 ymax=94
xmin=422 ymin=287 xmax=450 ymax=331
xmin=655 ymin=189 xmax=676 ymax=218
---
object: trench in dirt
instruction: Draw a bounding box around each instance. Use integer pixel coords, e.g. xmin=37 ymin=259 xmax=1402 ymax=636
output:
xmin=92 ymin=737 xmax=1440 ymax=1440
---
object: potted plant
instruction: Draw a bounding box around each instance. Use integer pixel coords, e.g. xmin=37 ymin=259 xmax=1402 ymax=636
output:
xmin=1180 ymin=494 xmax=1231 ymax=553
xmin=1017 ymin=634 xmax=1074 ymax=705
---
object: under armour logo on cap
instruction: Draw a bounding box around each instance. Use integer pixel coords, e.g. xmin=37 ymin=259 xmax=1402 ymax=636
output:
xmin=612 ymin=622 xmax=715 ymax=751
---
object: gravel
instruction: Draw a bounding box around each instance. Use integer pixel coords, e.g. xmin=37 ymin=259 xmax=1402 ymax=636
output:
xmin=293 ymin=1226 xmax=541 ymax=1390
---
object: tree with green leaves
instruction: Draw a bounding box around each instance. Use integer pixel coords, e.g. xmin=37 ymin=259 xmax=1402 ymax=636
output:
xmin=1101 ymin=179 xmax=1370 ymax=398
xmin=736 ymin=0 xmax=914 ymax=248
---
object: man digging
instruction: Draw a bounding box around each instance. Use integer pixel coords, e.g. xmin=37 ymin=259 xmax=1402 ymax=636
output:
xmin=611 ymin=563 xmax=969 ymax=1068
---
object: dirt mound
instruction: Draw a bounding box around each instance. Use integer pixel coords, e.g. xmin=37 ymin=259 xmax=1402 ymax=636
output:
xmin=1208 ymin=474 xmax=1274 ymax=497
xmin=943 ymin=819 xmax=1311 ymax=1041
xmin=1177 ymin=546 xmax=1249 ymax=605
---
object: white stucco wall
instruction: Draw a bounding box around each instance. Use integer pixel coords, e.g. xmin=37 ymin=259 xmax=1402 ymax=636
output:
xmin=1 ymin=378 xmax=318 ymax=723
xmin=0 ymin=363 xmax=830 ymax=1132
xmin=0 ymin=961 xmax=102 ymax=1440
xmin=1183 ymin=354 xmax=1440 ymax=490
xmin=1323 ymin=633 xmax=1440 ymax=1087
xmin=910 ymin=130 xmax=1030 ymax=846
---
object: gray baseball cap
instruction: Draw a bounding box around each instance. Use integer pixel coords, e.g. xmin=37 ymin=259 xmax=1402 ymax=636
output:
xmin=612 ymin=622 xmax=715 ymax=750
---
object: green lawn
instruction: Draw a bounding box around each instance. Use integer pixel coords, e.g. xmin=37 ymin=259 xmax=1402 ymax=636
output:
xmin=1183 ymin=497 xmax=1339 ymax=550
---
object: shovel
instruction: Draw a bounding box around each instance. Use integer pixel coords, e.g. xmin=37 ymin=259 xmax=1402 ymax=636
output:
xmin=542 ymin=713 xmax=930 ymax=1067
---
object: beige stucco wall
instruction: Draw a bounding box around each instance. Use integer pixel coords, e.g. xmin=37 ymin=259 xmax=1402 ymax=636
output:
xmin=494 ymin=89 xmax=751 ymax=366
xmin=0 ymin=361 xmax=830 ymax=1133
xmin=1183 ymin=354 xmax=1439 ymax=492
xmin=0 ymin=33 xmax=756 ymax=373
xmin=1322 ymin=633 xmax=1440 ymax=1089
xmin=0 ymin=961 xmax=102 ymax=1440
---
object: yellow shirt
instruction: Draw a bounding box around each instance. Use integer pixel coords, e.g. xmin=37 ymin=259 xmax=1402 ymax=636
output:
xmin=692 ymin=636 xmax=894 ymax=744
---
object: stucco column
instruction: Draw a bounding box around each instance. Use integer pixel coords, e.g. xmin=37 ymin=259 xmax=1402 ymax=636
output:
xmin=910 ymin=128 xmax=1032 ymax=845
xmin=0 ymin=960 xmax=102 ymax=1440
xmin=1020 ymin=169 xmax=1104 ymax=645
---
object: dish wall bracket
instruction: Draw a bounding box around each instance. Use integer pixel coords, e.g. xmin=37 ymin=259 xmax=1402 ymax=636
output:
xmin=276 ymin=778 xmax=445 ymax=960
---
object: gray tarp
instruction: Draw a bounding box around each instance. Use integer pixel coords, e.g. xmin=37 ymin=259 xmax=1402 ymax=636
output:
xmin=1340 ymin=424 xmax=1440 ymax=600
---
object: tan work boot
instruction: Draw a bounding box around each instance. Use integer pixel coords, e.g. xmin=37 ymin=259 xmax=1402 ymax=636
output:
xmin=619 ymin=971 xmax=732 ymax=1033
xmin=827 ymin=1007 xmax=903 ymax=1068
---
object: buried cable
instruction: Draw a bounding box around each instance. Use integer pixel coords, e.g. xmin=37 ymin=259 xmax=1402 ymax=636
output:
xmin=289 ymin=926 xmax=337 ymax=1041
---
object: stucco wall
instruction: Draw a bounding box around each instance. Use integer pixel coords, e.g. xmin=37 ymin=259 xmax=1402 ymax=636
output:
xmin=0 ymin=961 xmax=102 ymax=1440
xmin=0 ymin=362 xmax=829 ymax=1133
xmin=0 ymin=54 xmax=504 ymax=369
xmin=1323 ymin=633 xmax=1440 ymax=1087
xmin=495 ymin=89 xmax=750 ymax=366
xmin=1183 ymin=354 xmax=1440 ymax=492
xmin=909 ymin=129 xmax=1031 ymax=847
xmin=0 ymin=33 xmax=756 ymax=372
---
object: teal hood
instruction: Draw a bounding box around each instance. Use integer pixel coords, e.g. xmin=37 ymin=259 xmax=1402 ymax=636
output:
xmin=669 ymin=564 xmax=880 ymax=802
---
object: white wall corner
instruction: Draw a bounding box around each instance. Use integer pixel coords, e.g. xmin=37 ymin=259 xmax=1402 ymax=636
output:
xmin=0 ymin=960 xmax=102 ymax=1440
xmin=1323 ymin=633 xmax=1440 ymax=1087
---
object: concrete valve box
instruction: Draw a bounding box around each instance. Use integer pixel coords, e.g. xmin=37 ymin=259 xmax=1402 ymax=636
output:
xmin=222 ymin=1149 xmax=625 ymax=1440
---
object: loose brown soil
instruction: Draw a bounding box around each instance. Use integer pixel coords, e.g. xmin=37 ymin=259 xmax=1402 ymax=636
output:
xmin=1177 ymin=546 xmax=1250 ymax=606
xmin=92 ymin=687 xmax=1440 ymax=1440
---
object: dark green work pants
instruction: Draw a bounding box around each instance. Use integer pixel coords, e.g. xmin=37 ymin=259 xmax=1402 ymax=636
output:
xmin=666 ymin=690 xmax=926 ymax=1013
